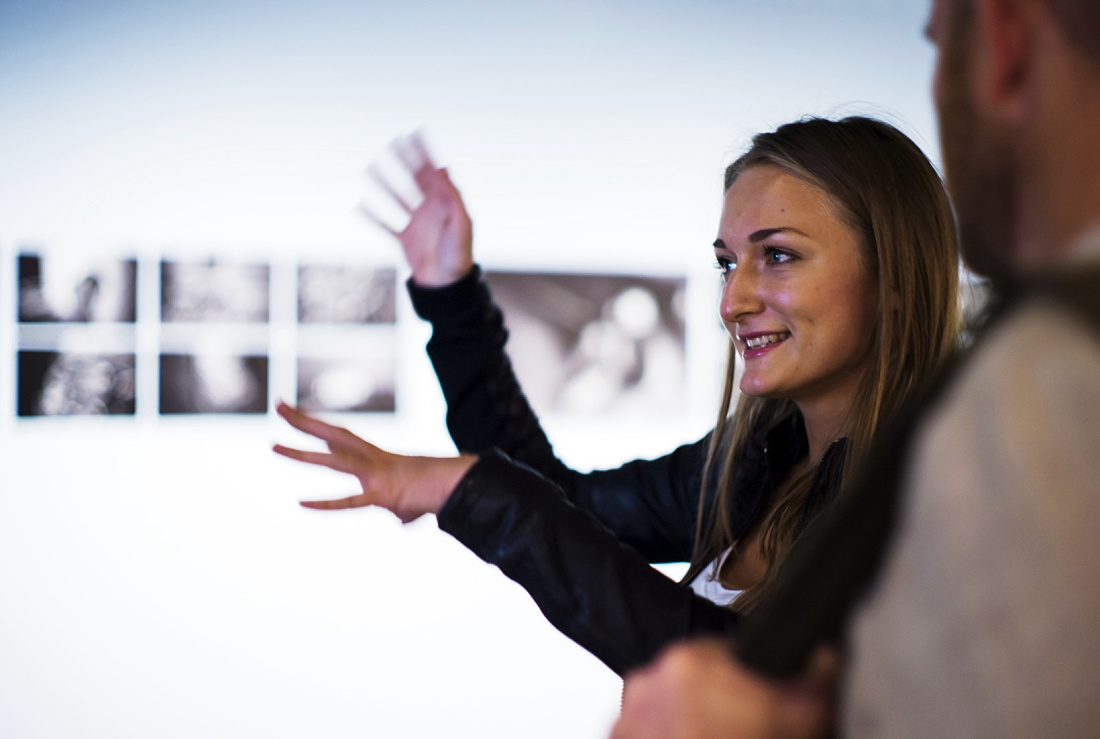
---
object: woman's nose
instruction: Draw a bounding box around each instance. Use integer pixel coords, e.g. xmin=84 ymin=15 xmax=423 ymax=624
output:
xmin=719 ymin=266 xmax=764 ymax=324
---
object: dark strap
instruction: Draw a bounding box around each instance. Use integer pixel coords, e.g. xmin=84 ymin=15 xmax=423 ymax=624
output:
xmin=1036 ymin=268 xmax=1100 ymax=336
xmin=733 ymin=266 xmax=1100 ymax=679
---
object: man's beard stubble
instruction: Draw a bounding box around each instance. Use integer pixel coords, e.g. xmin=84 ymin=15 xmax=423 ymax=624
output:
xmin=936 ymin=6 xmax=1019 ymax=282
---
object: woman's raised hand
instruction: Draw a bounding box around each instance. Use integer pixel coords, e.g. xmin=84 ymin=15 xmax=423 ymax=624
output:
xmin=272 ymin=402 xmax=477 ymax=523
xmin=361 ymin=132 xmax=474 ymax=287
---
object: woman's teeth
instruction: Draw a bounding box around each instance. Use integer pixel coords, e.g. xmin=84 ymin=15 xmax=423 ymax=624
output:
xmin=745 ymin=332 xmax=790 ymax=349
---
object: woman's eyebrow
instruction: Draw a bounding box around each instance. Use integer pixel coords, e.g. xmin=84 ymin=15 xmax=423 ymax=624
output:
xmin=748 ymin=227 xmax=808 ymax=243
xmin=715 ymin=227 xmax=809 ymax=250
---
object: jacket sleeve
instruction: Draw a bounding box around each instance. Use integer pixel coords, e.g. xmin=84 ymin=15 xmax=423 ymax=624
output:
xmin=437 ymin=448 xmax=743 ymax=677
xmin=408 ymin=266 xmax=708 ymax=563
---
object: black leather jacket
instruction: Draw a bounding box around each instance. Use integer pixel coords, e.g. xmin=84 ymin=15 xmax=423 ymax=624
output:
xmin=408 ymin=266 xmax=846 ymax=676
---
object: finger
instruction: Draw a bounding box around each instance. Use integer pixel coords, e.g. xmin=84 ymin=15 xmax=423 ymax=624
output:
xmin=801 ymin=646 xmax=841 ymax=694
xmin=408 ymin=130 xmax=437 ymax=171
xmin=392 ymin=135 xmax=426 ymax=178
xmin=434 ymin=167 xmax=464 ymax=205
xmin=611 ymin=678 xmax=656 ymax=739
xmin=300 ymin=494 xmax=369 ymax=510
xmin=276 ymin=401 xmax=347 ymax=441
xmin=357 ymin=201 xmax=400 ymax=237
xmin=394 ymin=134 xmax=439 ymax=193
xmin=808 ymin=646 xmax=841 ymax=676
xmin=608 ymin=719 xmax=645 ymax=739
xmin=277 ymin=405 xmax=375 ymax=466
xmin=366 ymin=163 xmax=413 ymax=214
xmin=285 ymin=441 xmax=363 ymax=468
xmin=272 ymin=443 xmax=338 ymax=468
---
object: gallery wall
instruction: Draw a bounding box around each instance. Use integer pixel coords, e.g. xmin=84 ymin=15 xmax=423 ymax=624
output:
xmin=1 ymin=1 xmax=937 ymax=736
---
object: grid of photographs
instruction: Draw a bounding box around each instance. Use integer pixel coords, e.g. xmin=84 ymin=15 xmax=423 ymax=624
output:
xmin=12 ymin=250 xmax=687 ymax=420
xmin=14 ymin=252 xmax=401 ymax=418
xmin=295 ymin=264 xmax=398 ymax=414
xmin=16 ymin=254 xmax=139 ymax=417
xmin=158 ymin=259 xmax=273 ymax=415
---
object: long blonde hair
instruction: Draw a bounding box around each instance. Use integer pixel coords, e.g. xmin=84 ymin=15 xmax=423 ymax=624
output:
xmin=687 ymin=117 xmax=960 ymax=612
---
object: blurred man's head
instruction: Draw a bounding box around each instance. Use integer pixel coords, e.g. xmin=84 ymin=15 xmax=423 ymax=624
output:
xmin=927 ymin=0 xmax=1012 ymax=278
xmin=926 ymin=0 xmax=1100 ymax=278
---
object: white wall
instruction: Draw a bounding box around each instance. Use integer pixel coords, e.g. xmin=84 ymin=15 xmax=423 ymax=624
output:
xmin=0 ymin=1 xmax=937 ymax=736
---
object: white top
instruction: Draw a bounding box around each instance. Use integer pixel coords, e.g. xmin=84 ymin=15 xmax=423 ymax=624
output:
xmin=688 ymin=547 xmax=743 ymax=606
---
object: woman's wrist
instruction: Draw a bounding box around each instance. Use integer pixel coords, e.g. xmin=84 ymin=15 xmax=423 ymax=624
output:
xmin=410 ymin=260 xmax=475 ymax=288
xmin=406 ymin=263 xmax=484 ymax=326
xmin=416 ymin=453 xmax=478 ymax=515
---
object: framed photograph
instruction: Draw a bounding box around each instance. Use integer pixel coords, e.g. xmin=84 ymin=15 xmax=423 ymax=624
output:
xmin=485 ymin=271 xmax=687 ymax=417
xmin=159 ymin=353 xmax=268 ymax=414
xmin=296 ymin=355 xmax=396 ymax=413
xmin=161 ymin=259 xmax=270 ymax=323
xmin=298 ymin=265 xmax=397 ymax=324
xmin=18 ymin=253 xmax=137 ymax=323
xmin=17 ymin=350 xmax=136 ymax=416
xmin=295 ymin=324 xmax=397 ymax=413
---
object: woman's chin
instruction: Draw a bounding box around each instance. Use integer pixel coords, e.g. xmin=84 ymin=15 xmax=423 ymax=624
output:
xmin=738 ymin=382 xmax=782 ymax=400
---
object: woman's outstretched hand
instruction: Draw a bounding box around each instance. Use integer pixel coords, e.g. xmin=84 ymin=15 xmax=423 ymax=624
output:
xmin=362 ymin=132 xmax=474 ymax=287
xmin=272 ymin=401 xmax=477 ymax=523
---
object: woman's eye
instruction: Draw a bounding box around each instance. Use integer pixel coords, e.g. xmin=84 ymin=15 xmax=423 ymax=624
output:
xmin=764 ymin=247 xmax=794 ymax=265
xmin=713 ymin=257 xmax=734 ymax=276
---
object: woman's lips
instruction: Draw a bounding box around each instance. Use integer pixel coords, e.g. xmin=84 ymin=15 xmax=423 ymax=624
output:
xmin=740 ymin=331 xmax=790 ymax=360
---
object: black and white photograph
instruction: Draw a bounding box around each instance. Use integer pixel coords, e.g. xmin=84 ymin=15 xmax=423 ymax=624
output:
xmin=18 ymin=253 xmax=137 ymax=323
xmin=161 ymin=259 xmax=270 ymax=323
xmin=296 ymin=350 xmax=397 ymax=413
xmin=17 ymin=350 xmax=136 ymax=416
xmin=159 ymin=352 xmax=268 ymax=414
xmin=485 ymin=271 xmax=687 ymax=417
xmin=298 ymin=264 xmax=397 ymax=324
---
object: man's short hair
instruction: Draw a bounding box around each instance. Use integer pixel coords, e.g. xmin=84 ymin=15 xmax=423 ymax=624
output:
xmin=1047 ymin=0 xmax=1100 ymax=66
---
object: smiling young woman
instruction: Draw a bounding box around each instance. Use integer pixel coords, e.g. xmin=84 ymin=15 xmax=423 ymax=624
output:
xmin=694 ymin=118 xmax=960 ymax=612
xmin=715 ymin=165 xmax=879 ymax=434
xmin=273 ymin=116 xmax=961 ymax=675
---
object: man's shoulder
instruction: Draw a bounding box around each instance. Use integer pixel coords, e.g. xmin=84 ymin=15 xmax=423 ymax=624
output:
xmin=938 ymin=297 xmax=1100 ymax=435
xmin=912 ymin=295 xmax=1100 ymax=506
xmin=849 ymin=290 xmax=1100 ymax=739
xmin=968 ymin=296 xmax=1100 ymax=389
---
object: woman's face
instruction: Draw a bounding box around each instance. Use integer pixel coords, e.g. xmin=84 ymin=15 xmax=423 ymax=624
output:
xmin=714 ymin=165 xmax=878 ymax=410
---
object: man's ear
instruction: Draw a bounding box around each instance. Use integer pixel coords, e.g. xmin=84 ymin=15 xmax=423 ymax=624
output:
xmin=973 ymin=0 xmax=1040 ymax=119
